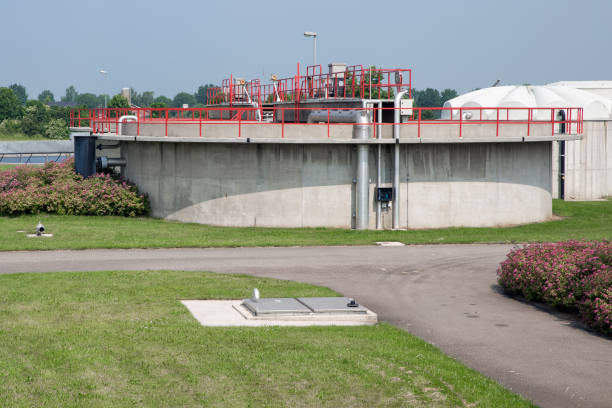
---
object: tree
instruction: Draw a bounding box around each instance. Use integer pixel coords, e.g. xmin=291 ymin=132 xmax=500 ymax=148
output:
xmin=440 ymin=89 xmax=458 ymax=104
xmin=21 ymin=100 xmax=50 ymax=136
xmin=150 ymin=101 xmax=167 ymax=118
xmin=172 ymin=92 xmax=196 ymax=108
xmin=76 ymin=93 xmax=99 ymax=109
xmin=0 ymin=87 xmax=22 ymax=121
xmin=9 ymin=84 xmax=27 ymax=105
xmin=108 ymin=94 xmax=130 ymax=109
xmin=131 ymin=89 xmax=155 ymax=107
xmin=194 ymin=84 xmax=214 ymax=105
xmin=44 ymin=119 xmax=70 ymax=139
xmin=61 ymin=85 xmax=78 ymax=102
xmin=96 ymin=94 xmax=108 ymax=108
xmin=38 ymin=90 xmax=55 ymax=104
xmin=143 ymin=91 xmax=154 ymax=107
xmin=48 ymin=106 xmax=72 ymax=123
xmin=75 ymin=93 xmax=100 ymax=109
xmin=413 ymin=88 xmax=442 ymax=119
xmin=153 ymin=96 xmax=172 ymax=106
xmin=359 ymin=66 xmax=386 ymax=99
xmin=416 ymin=88 xmax=442 ymax=108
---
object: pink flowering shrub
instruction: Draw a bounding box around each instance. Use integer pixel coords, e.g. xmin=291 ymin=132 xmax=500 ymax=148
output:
xmin=0 ymin=159 xmax=148 ymax=216
xmin=498 ymin=241 xmax=612 ymax=335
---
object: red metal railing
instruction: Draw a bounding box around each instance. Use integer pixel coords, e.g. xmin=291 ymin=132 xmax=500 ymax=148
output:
xmin=71 ymin=106 xmax=583 ymax=139
xmin=206 ymin=63 xmax=412 ymax=107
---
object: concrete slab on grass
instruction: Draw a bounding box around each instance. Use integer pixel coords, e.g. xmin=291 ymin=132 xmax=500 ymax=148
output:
xmin=181 ymin=300 xmax=377 ymax=327
xmin=376 ymin=241 xmax=405 ymax=246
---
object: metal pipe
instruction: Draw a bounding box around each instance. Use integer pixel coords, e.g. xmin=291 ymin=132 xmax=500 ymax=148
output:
xmin=97 ymin=156 xmax=127 ymax=169
xmin=376 ymin=102 xmax=383 ymax=229
xmin=307 ymin=109 xmax=357 ymax=123
xmin=393 ymin=89 xmax=409 ymax=229
xmin=360 ymin=99 xmax=384 ymax=229
xmin=117 ymin=115 xmax=137 ymax=136
xmin=353 ymin=111 xmax=370 ymax=230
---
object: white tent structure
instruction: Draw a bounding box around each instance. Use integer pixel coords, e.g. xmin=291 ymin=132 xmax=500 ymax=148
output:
xmin=444 ymin=85 xmax=612 ymax=201
xmin=442 ymin=85 xmax=612 ymax=121
xmin=548 ymin=81 xmax=612 ymax=100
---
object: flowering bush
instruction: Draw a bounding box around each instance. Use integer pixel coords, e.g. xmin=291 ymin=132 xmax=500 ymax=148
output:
xmin=498 ymin=241 xmax=612 ymax=335
xmin=0 ymin=158 xmax=148 ymax=216
xmin=44 ymin=118 xmax=70 ymax=139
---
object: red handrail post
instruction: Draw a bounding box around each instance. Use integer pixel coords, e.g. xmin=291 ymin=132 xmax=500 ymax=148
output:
xmin=527 ymin=108 xmax=530 ymax=137
xmin=496 ymin=108 xmax=499 ymax=137
xmin=327 ymin=108 xmax=330 ymax=138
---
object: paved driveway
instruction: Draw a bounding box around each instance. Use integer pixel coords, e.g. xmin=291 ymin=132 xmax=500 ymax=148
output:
xmin=1 ymin=245 xmax=611 ymax=408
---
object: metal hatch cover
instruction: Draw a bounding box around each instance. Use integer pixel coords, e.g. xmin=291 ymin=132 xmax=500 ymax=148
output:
xmin=242 ymin=298 xmax=311 ymax=315
xmin=297 ymin=297 xmax=368 ymax=314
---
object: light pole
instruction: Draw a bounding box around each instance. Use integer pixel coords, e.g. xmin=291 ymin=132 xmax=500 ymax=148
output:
xmin=99 ymin=69 xmax=108 ymax=108
xmin=303 ymin=31 xmax=317 ymax=67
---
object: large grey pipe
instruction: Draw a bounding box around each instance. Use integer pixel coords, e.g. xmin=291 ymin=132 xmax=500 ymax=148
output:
xmin=307 ymin=110 xmax=357 ymax=123
xmin=118 ymin=115 xmax=137 ymax=136
xmin=393 ymin=89 xmax=409 ymax=229
xmin=369 ymin=101 xmax=383 ymax=230
xmin=359 ymin=100 xmax=384 ymax=229
xmin=353 ymin=111 xmax=370 ymax=230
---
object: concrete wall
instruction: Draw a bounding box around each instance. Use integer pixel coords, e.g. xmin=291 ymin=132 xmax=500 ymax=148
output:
xmin=0 ymin=140 xmax=73 ymax=154
xmin=402 ymin=143 xmax=552 ymax=228
xmin=552 ymin=120 xmax=611 ymax=200
xmin=122 ymin=121 xmax=568 ymax=142
xmin=122 ymin=140 xmax=552 ymax=229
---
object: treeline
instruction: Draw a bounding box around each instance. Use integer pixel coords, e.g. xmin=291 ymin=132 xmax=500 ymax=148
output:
xmin=0 ymin=81 xmax=460 ymax=139
xmin=0 ymin=86 xmax=71 ymax=139
xmin=0 ymin=83 xmax=217 ymax=139
xmin=38 ymin=84 xmax=217 ymax=109
xmin=411 ymin=88 xmax=458 ymax=119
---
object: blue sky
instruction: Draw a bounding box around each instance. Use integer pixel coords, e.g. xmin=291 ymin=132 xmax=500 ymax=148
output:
xmin=1 ymin=0 xmax=610 ymax=99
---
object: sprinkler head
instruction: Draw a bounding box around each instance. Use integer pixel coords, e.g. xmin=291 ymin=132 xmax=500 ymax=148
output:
xmin=36 ymin=221 xmax=45 ymax=236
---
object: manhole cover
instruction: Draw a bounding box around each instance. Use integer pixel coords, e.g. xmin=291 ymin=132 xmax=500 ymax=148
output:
xmin=242 ymin=298 xmax=311 ymax=315
xmin=297 ymin=297 xmax=368 ymax=314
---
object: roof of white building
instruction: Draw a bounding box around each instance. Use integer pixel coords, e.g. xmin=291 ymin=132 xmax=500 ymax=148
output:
xmin=546 ymin=81 xmax=612 ymax=101
xmin=442 ymin=85 xmax=612 ymax=120
xmin=547 ymin=80 xmax=612 ymax=89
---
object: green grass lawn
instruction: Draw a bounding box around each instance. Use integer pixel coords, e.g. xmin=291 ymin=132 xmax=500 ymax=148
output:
xmin=0 ymin=270 xmax=534 ymax=407
xmin=0 ymin=199 xmax=610 ymax=251
xmin=0 ymin=164 xmax=17 ymax=171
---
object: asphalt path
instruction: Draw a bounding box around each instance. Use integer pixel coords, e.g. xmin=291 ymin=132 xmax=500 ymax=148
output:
xmin=1 ymin=245 xmax=611 ymax=408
